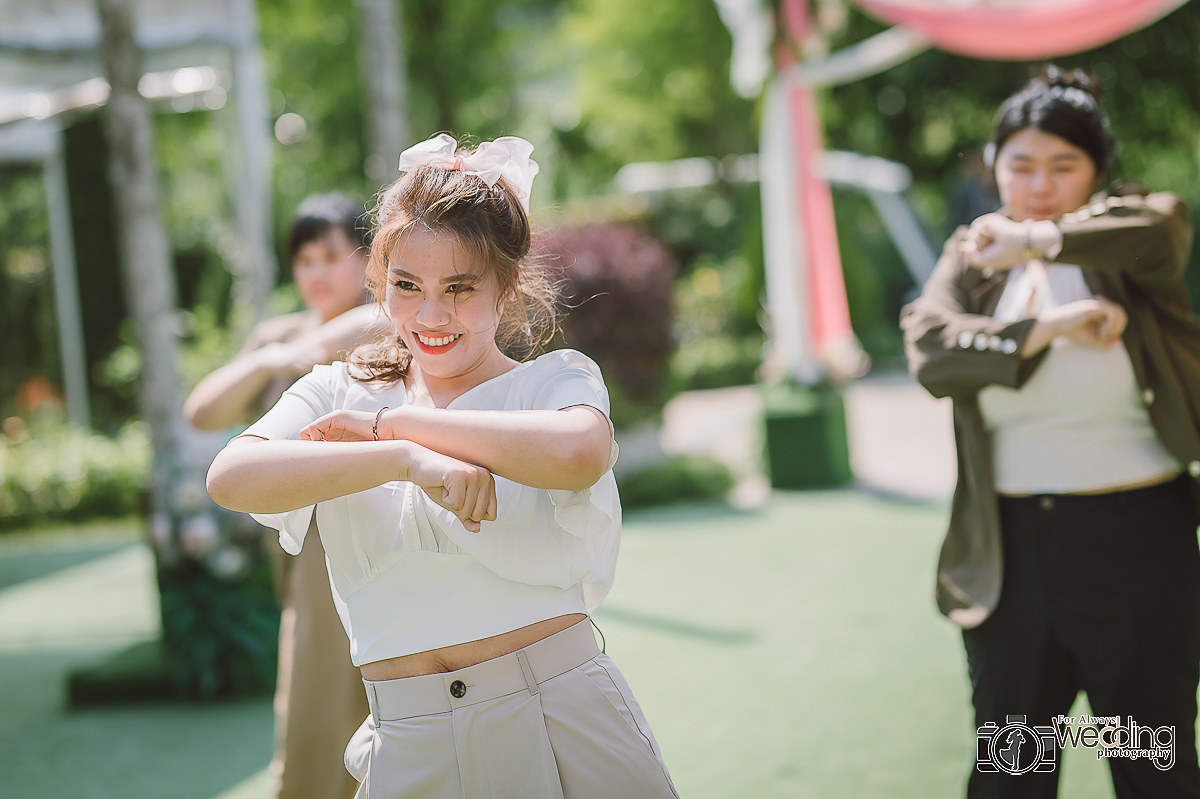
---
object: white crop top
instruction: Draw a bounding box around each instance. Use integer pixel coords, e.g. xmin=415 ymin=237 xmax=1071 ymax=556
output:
xmin=978 ymin=263 xmax=1180 ymax=494
xmin=243 ymin=349 xmax=622 ymax=666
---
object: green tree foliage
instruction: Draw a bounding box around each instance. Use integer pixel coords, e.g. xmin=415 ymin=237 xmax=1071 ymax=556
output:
xmin=553 ymin=0 xmax=756 ymax=189
xmin=257 ymin=0 xmax=371 ymax=228
xmin=257 ymin=0 xmax=560 ymax=223
xmin=0 ymin=166 xmax=58 ymax=419
xmin=406 ymin=0 xmax=558 ymax=137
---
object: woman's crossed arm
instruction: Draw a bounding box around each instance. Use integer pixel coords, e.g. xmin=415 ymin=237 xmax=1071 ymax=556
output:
xmin=207 ymin=436 xmax=497 ymax=532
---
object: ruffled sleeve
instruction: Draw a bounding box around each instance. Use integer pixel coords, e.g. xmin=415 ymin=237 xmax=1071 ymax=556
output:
xmin=531 ymin=350 xmax=621 ymax=537
xmin=531 ymin=350 xmax=613 ymax=416
xmin=240 ymin=363 xmax=340 ymax=554
xmin=250 ymin=507 xmax=314 ymax=555
xmin=531 ymin=349 xmax=619 ymax=469
xmin=547 ymin=478 xmax=619 ymax=538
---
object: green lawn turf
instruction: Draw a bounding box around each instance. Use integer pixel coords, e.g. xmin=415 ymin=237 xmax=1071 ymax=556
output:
xmin=0 ymin=492 xmax=1133 ymax=798
xmin=603 ymin=491 xmax=1115 ymax=799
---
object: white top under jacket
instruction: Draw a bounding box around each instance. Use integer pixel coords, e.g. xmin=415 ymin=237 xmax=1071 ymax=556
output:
xmin=977 ymin=262 xmax=1180 ymax=494
xmin=243 ymin=349 xmax=621 ymax=666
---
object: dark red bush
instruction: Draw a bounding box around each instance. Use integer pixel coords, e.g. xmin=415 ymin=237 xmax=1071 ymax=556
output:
xmin=539 ymin=223 xmax=676 ymax=425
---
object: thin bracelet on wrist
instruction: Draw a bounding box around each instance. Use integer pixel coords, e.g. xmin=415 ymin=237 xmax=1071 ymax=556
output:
xmin=373 ymin=407 xmax=389 ymax=441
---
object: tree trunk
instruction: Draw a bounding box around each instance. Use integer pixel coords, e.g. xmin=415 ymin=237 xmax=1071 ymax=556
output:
xmin=90 ymin=0 xmax=280 ymax=702
xmin=356 ymin=0 xmax=409 ymax=186
xmin=94 ymin=0 xmax=185 ymax=512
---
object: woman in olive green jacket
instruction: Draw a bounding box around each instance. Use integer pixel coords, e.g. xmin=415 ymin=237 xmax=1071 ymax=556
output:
xmin=903 ymin=67 xmax=1200 ymax=799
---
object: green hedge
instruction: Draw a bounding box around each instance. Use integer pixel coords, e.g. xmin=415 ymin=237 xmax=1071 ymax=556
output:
xmin=618 ymin=455 xmax=735 ymax=509
xmin=0 ymin=423 xmax=150 ymax=531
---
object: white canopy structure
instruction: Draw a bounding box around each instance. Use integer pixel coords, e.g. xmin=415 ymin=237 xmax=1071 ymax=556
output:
xmin=0 ymin=0 xmax=273 ymax=429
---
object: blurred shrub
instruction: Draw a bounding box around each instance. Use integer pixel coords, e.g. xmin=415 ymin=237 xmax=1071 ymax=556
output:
xmin=670 ymin=251 xmax=764 ymax=391
xmin=96 ymin=285 xmax=295 ymax=408
xmin=69 ymin=512 xmax=282 ymax=703
xmin=543 ymin=223 xmax=677 ymax=427
xmin=0 ymin=422 xmax=150 ymax=531
xmin=618 ymin=455 xmax=734 ymax=509
xmin=156 ymin=552 xmax=280 ymax=699
xmin=642 ymin=183 xmax=765 ymax=391
xmin=671 ymin=334 xmax=762 ymax=391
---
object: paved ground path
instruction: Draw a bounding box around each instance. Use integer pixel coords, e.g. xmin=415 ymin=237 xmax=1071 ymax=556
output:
xmin=658 ymin=373 xmax=957 ymax=503
xmin=0 ymin=376 xmax=1118 ymax=799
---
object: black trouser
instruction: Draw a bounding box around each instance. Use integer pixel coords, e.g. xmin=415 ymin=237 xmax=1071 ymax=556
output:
xmin=963 ymin=477 xmax=1200 ymax=799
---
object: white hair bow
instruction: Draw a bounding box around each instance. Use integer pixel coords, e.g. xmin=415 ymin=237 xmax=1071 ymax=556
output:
xmin=396 ymin=133 xmax=540 ymax=213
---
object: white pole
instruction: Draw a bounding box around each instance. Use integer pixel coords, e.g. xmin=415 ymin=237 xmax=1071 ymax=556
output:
xmin=43 ymin=131 xmax=91 ymax=429
xmin=759 ymin=77 xmax=819 ymax=384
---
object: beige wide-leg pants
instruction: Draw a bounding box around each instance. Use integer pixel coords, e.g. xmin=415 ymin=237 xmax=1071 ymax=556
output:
xmin=345 ymin=619 xmax=678 ymax=799
xmin=271 ymin=523 xmax=370 ymax=799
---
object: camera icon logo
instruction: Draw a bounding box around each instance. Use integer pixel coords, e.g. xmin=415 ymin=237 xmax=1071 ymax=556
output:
xmin=977 ymin=715 xmax=1057 ymax=775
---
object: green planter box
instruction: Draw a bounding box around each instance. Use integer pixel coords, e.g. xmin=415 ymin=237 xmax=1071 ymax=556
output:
xmin=761 ymin=382 xmax=853 ymax=489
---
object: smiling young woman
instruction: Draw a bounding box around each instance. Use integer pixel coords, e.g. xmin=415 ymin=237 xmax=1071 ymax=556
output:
xmin=206 ymin=134 xmax=677 ymax=799
xmin=383 ymin=228 xmax=514 ymax=405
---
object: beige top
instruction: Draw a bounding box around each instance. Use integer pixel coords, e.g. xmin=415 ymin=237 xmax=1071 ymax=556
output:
xmin=978 ymin=263 xmax=1180 ymax=494
xmin=237 ymin=310 xmax=321 ymax=417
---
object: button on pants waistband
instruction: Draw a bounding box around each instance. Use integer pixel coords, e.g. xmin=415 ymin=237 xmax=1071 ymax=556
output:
xmin=999 ymin=475 xmax=1190 ymax=517
xmin=363 ymin=618 xmax=600 ymax=723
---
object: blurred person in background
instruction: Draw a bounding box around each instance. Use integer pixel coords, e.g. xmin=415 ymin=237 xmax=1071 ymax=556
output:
xmin=186 ymin=192 xmax=384 ymax=799
xmin=903 ymin=66 xmax=1200 ymax=799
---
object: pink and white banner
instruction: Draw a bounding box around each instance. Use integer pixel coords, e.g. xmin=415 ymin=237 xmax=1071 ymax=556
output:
xmin=852 ymin=0 xmax=1189 ymax=61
